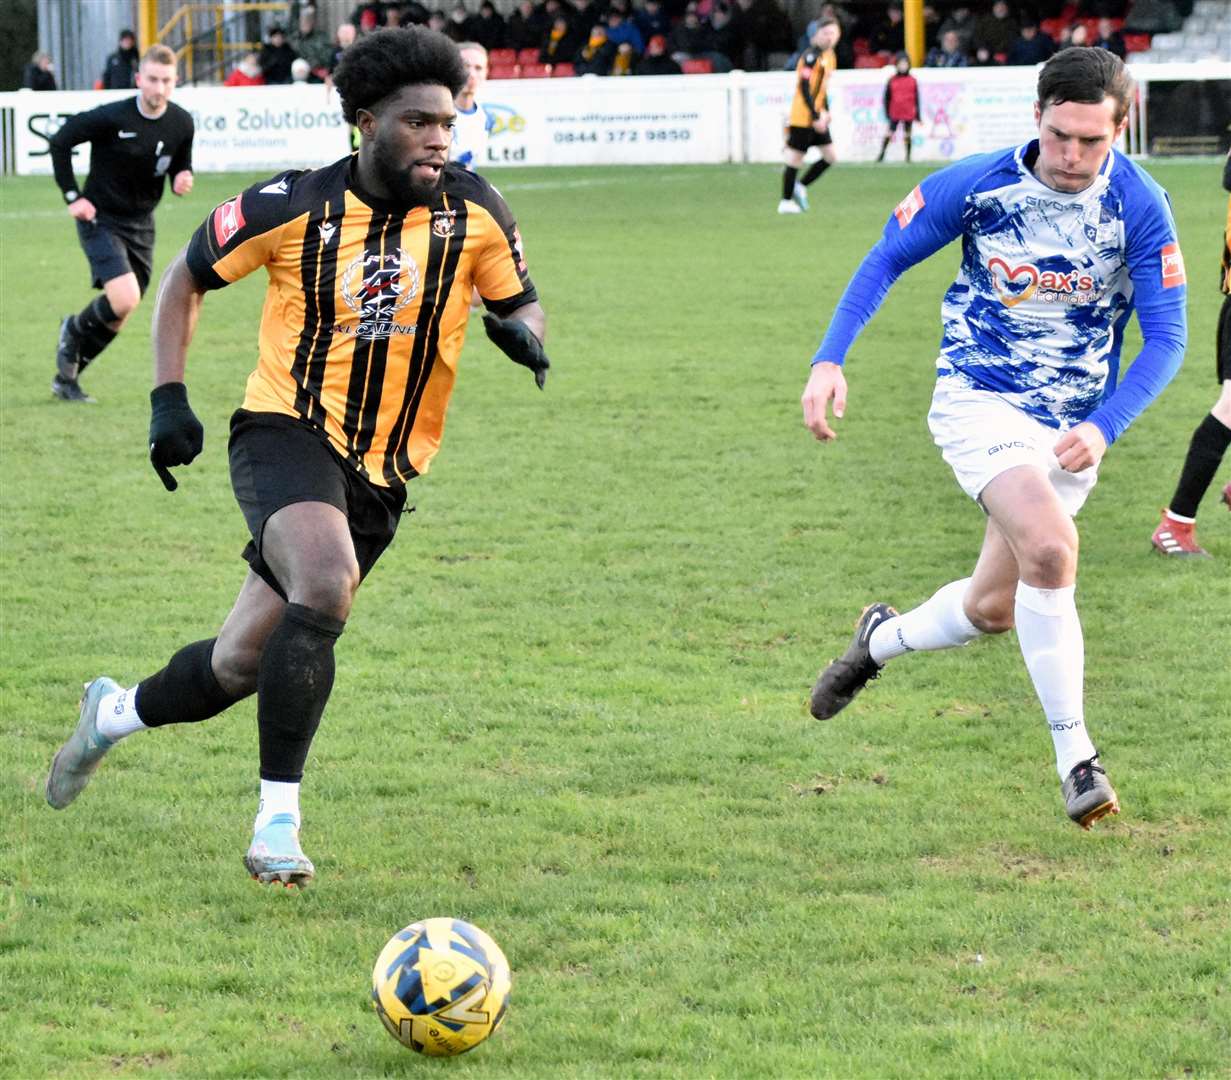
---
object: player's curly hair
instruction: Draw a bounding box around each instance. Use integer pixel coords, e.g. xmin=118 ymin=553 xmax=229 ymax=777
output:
xmin=1037 ymin=46 xmax=1133 ymax=125
xmin=333 ymin=28 xmax=466 ymax=125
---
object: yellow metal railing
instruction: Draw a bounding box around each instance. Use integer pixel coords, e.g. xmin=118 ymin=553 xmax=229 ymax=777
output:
xmin=151 ymin=2 xmax=291 ymax=84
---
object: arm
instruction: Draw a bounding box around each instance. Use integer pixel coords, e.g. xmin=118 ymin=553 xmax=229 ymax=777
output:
xmin=48 ymin=109 xmax=102 ymax=220
xmin=148 ymin=249 xmax=208 ymax=490
xmin=482 ymin=300 xmax=550 ymax=389
xmin=170 ymin=116 xmax=195 ymax=196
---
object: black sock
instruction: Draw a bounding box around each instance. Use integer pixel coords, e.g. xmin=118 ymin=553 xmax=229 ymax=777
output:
xmin=257 ymin=604 xmax=346 ymax=783
xmin=1169 ymin=412 xmax=1231 ymax=518
xmin=782 ymin=165 xmax=799 ymax=201
xmin=136 ymin=638 xmax=247 ymax=727
xmin=877 ymin=136 xmax=890 ymax=161
xmin=801 ymin=159 xmax=831 ymax=186
xmin=72 ymin=294 xmax=120 ymax=364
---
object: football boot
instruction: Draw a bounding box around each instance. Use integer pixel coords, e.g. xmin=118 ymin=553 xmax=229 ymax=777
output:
xmin=1062 ymin=754 xmax=1119 ymax=829
xmin=46 ymin=677 xmax=120 ymax=808
xmin=244 ymin=813 xmax=315 ymax=888
xmin=810 ymin=602 xmax=897 ymax=719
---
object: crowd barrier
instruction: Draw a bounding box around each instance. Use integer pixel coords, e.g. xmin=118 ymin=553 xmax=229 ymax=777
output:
xmin=2 ymin=60 xmax=1227 ymax=176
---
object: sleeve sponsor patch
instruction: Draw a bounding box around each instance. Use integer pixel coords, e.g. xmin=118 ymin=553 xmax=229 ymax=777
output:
xmin=1160 ymin=242 xmax=1186 ymax=288
xmin=212 ymin=194 xmax=245 ymax=248
xmin=894 ymin=184 xmax=925 ymax=229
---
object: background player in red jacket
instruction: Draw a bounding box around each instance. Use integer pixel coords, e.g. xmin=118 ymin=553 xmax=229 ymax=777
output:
xmin=877 ymin=53 xmax=920 ymax=164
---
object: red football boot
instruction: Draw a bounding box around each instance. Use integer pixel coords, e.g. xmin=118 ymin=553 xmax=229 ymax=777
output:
xmin=1151 ymin=509 xmax=1210 ymax=557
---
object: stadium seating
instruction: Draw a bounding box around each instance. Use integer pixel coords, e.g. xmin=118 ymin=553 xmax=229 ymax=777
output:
xmin=517 ymin=48 xmax=541 ymax=66
xmin=519 ymin=62 xmax=552 ymax=78
xmin=490 ymin=63 xmax=518 ymax=79
xmin=489 ymin=48 xmax=516 ymax=68
xmin=551 ymin=62 xmax=575 ymax=77
xmin=681 ymin=58 xmax=714 ymax=74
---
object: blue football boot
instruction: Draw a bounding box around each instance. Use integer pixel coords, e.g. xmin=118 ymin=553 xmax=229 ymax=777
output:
xmin=46 ymin=677 xmax=120 ymax=809
xmin=244 ymin=813 xmax=315 ymax=888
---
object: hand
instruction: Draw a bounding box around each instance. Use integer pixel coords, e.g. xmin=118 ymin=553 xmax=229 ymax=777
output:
xmin=801 ymin=361 xmax=847 ymax=441
xmin=1053 ymin=421 xmax=1106 ymax=473
xmin=482 ymin=313 xmax=550 ymax=389
xmin=813 ymin=111 xmax=830 ymax=133
xmin=67 ymin=197 xmax=96 ymax=222
xmin=149 ymin=382 xmax=204 ymax=491
xmin=172 ymin=170 xmax=194 ymax=196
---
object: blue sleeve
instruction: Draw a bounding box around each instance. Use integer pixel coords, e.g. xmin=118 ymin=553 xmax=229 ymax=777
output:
xmin=1085 ymin=184 xmax=1187 ymax=445
xmin=811 ymin=155 xmax=992 ymax=365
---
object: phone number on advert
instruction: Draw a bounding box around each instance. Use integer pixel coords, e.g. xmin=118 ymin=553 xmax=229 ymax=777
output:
xmin=553 ymin=129 xmax=693 ymax=143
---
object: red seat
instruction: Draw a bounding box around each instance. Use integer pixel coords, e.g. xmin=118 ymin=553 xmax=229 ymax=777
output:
xmin=680 ymin=58 xmax=714 ymax=74
xmin=519 ymin=62 xmax=552 ymax=78
xmin=489 ymin=64 xmax=519 ymax=79
xmin=489 ymin=48 xmax=516 ymax=67
xmin=1040 ymin=18 xmax=1066 ymax=39
xmin=854 ymin=53 xmax=887 ymax=68
xmin=517 ymin=48 xmax=540 ymax=65
xmin=1123 ymin=32 xmax=1151 ymax=52
xmin=852 ymin=36 xmax=870 ymax=56
xmin=551 ymin=61 xmax=576 ymax=76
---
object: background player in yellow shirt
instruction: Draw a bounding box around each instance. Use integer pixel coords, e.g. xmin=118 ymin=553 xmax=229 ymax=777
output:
xmin=45 ymin=28 xmax=551 ymax=889
xmin=779 ymin=18 xmax=841 ymax=215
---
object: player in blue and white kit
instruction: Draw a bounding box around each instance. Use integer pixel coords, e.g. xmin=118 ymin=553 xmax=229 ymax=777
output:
xmin=450 ymin=43 xmax=494 ymax=172
xmin=801 ymin=48 xmax=1188 ymax=829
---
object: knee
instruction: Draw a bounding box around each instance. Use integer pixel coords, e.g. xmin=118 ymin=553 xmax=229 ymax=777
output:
xmin=1018 ymin=534 xmax=1078 ymax=587
xmin=287 ymin=561 xmax=360 ymax=620
xmin=968 ymin=592 xmax=1015 ymax=635
xmin=211 ymin=639 xmax=262 ymax=696
xmin=105 ymin=285 xmax=142 ymax=322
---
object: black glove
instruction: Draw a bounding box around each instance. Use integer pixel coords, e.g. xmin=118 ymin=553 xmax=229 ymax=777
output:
xmin=482 ymin=314 xmax=550 ymax=390
xmin=149 ymin=382 xmax=204 ymax=492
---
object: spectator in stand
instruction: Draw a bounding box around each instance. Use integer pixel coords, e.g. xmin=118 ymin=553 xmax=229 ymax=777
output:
xmin=102 ymin=30 xmax=140 ymax=90
xmin=926 ymin=28 xmax=968 ymax=67
xmin=937 ymin=5 xmax=975 ymax=52
xmin=922 ymin=3 xmax=942 ymax=49
xmin=877 ymin=53 xmax=919 ymax=163
xmin=225 ymin=51 xmax=267 ymax=87
xmin=972 ymin=44 xmax=1001 ymax=65
xmin=636 ymin=0 xmax=673 ymax=45
xmin=327 ymin=22 xmax=357 ymax=78
xmin=1092 ymin=18 xmax=1127 ymax=58
xmin=1059 ymin=22 xmax=1090 ymax=47
xmin=1006 ymin=19 xmax=1055 ymax=65
xmin=973 ymin=0 xmax=1017 ymax=58
xmin=259 ymin=26 xmax=298 ymax=84
xmin=541 ymin=14 xmax=583 ymax=63
xmin=606 ymin=5 xmax=645 ymax=55
xmin=428 ymin=11 xmax=448 ymax=34
xmin=575 ymin=25 xmax=617 ymax=73
xmin=399 ymin=2 xmax=432 ymax=25
xmin=669 ymin=4 xmax=716 ymax=63
xmin=22 ymin=51 xmax=57 ymax=91
xmin=291 ymin=5 xmax=333 ymax=80
xmin=869 ymin=3 xmax=906 ymax=56
xmin=348 ymin=2 xmax=385 ymax=27
xmin=447 ymin=4 xmax=473 ymax=42
xmin=1123 ymin=0 xmax=1183 ymax=33
xmin=635 ymin=33 xmax=682 ymax=73
xmin=733 ymin=0 xmax=794 ymax=71
xmin=471 ymin=1 xmax=508 ymax=51
xmin=708 ymin=3 xmax=740 ymax=71
xmin=290 ymin=57 xmax=312 ymax=83
xmin=383 ymin=6 xmax=403 ymax=26
xmin=508 ymin=0 xmax=546 ymax=50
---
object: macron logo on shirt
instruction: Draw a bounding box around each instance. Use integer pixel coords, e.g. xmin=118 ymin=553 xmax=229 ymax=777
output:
xmin=1161 ymin=242 xmax=1186 ymax=288
xmin=894 ymin=185 xmax=925 ymax=229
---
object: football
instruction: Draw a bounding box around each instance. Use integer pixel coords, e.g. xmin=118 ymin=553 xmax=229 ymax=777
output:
xmin=371 ymin=917 xmax=511 ymax=1056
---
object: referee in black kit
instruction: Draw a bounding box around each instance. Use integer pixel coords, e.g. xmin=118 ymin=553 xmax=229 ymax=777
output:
xmin=49 ymin=44 xmax=194 ymax=402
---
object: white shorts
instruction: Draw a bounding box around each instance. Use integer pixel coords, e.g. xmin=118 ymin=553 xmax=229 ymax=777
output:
xmin=927 ymin=381 xmax=1099 ymax=516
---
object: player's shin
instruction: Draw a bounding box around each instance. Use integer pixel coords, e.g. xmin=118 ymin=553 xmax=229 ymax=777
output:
xmin=73 ymin=293 xmax=120 ymax=367
xmin=135 ymin=638 xmax=248 ymax=726
xmin=868 ymin=577 xmax=982 ymax=664
xmin=1014 ymin=582 xmax=1096 ymax=777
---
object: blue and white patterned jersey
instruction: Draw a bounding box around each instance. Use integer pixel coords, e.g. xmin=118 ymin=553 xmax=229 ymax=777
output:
xmin=814 ymin=142 xmax=1188 ymax=445
xmin=450 ymin=101 xmax=495 ymax=171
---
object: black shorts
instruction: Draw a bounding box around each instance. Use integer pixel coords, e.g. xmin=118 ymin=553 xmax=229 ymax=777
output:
xmin=1217 ymin=292 xmax=1231 ymax=383
xmin=786 ymin=125 xmax=833 ymax=153
xmin=76 ymin=211 xmax=155 ymax=294
xmin=228 ymin=410 xmax=408 ymax=599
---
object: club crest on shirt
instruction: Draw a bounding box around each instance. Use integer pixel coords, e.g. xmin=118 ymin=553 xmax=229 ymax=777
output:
xmin=338 ymin=248 xmax=421 ymax=339
xmin=431 ymin=210 xmax=456 ymax=239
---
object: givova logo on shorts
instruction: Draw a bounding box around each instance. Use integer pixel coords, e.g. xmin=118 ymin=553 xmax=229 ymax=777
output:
xmin=338 ymin=249 xmax=421 ymax=339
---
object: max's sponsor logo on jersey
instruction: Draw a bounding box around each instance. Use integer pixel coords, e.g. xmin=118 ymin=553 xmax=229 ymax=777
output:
xmin=894 ymin=185 xmax=925 ymax=228
xmin=336 ymin=249 xmax=421 ymax=339
xmin=212 ymin=195 xmax=245 ymax=247
xmin=987 ymin=257 xmax=1097 ymax=308
xmin=1161 ymin=242 xmax=1186 ymax=288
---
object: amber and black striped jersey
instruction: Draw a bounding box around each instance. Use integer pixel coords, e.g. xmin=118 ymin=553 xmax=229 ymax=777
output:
xmin=789 ymin=47 xmax=837 ymax=128
xmin=1222 ymin=151 xmax=1231 ymax=295
xmin=185 ymin=155 xmax=536 ymax=488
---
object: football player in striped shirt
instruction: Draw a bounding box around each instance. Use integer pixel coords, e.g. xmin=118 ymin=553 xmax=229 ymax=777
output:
xmin=46 ymin=29 xmax=551 ymax=888
xmin=801 ymin=48 xmax=1187 ymax=829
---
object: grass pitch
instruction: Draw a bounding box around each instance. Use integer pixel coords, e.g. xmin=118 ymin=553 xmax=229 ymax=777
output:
xmin=2 ymin=160 xmax=1229 ymax=1079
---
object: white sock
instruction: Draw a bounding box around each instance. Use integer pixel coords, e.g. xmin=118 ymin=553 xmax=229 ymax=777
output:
xmin=1014 ymin=582 xmax=1097 ymax=778
xmin=868 ymin=578 xmax=982 ymax=664
xmin=254 ymin=780 xmax=301 ymax=832
xmin=95 ymin=686 xmax=148 ymax=740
